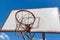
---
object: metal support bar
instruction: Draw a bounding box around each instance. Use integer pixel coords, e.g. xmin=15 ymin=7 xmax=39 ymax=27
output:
xmin=21 ymin=32 xmax=25 ymax=40
xmin=42 ymin=32 xmax=45 ymax=40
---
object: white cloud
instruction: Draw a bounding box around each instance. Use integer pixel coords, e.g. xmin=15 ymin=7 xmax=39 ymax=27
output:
xmin=0 ymin=35 xmax=5 ymax=39
xmin=0 ymin=33 xmax=10 ymax=40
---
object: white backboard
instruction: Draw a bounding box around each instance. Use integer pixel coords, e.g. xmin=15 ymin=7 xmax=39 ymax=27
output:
xmin=1 ymin=7 xmax=60 ymax=32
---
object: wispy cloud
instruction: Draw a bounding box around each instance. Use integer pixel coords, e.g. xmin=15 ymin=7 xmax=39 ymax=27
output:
xmin=0 ymin=33 xmax=10 ymax=40
xmin=0 ymin=35 xmax=5 ymax=39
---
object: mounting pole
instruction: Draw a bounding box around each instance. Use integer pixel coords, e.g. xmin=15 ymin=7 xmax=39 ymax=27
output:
xmin=42 ymin=32 xmax=45 ymax=40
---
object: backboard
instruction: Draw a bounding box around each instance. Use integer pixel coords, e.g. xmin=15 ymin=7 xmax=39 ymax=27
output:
xmin=1 ymin=7 xmax=60 ymax=32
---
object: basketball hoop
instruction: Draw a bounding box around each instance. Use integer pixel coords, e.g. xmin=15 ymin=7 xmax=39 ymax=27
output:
xmin=15 ymin=10 xmax=36 ymax=40
xmin=15 ymin=10 xmax=36 ymax=32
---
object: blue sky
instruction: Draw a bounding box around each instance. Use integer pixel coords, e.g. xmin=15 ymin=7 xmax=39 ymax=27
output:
xmin=0 ymin=0 xmax=60 ymax=40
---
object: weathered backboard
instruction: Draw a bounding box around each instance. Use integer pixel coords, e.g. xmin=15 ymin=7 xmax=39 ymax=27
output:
xmin=1 ymin=7 xmax=60 ymax=32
